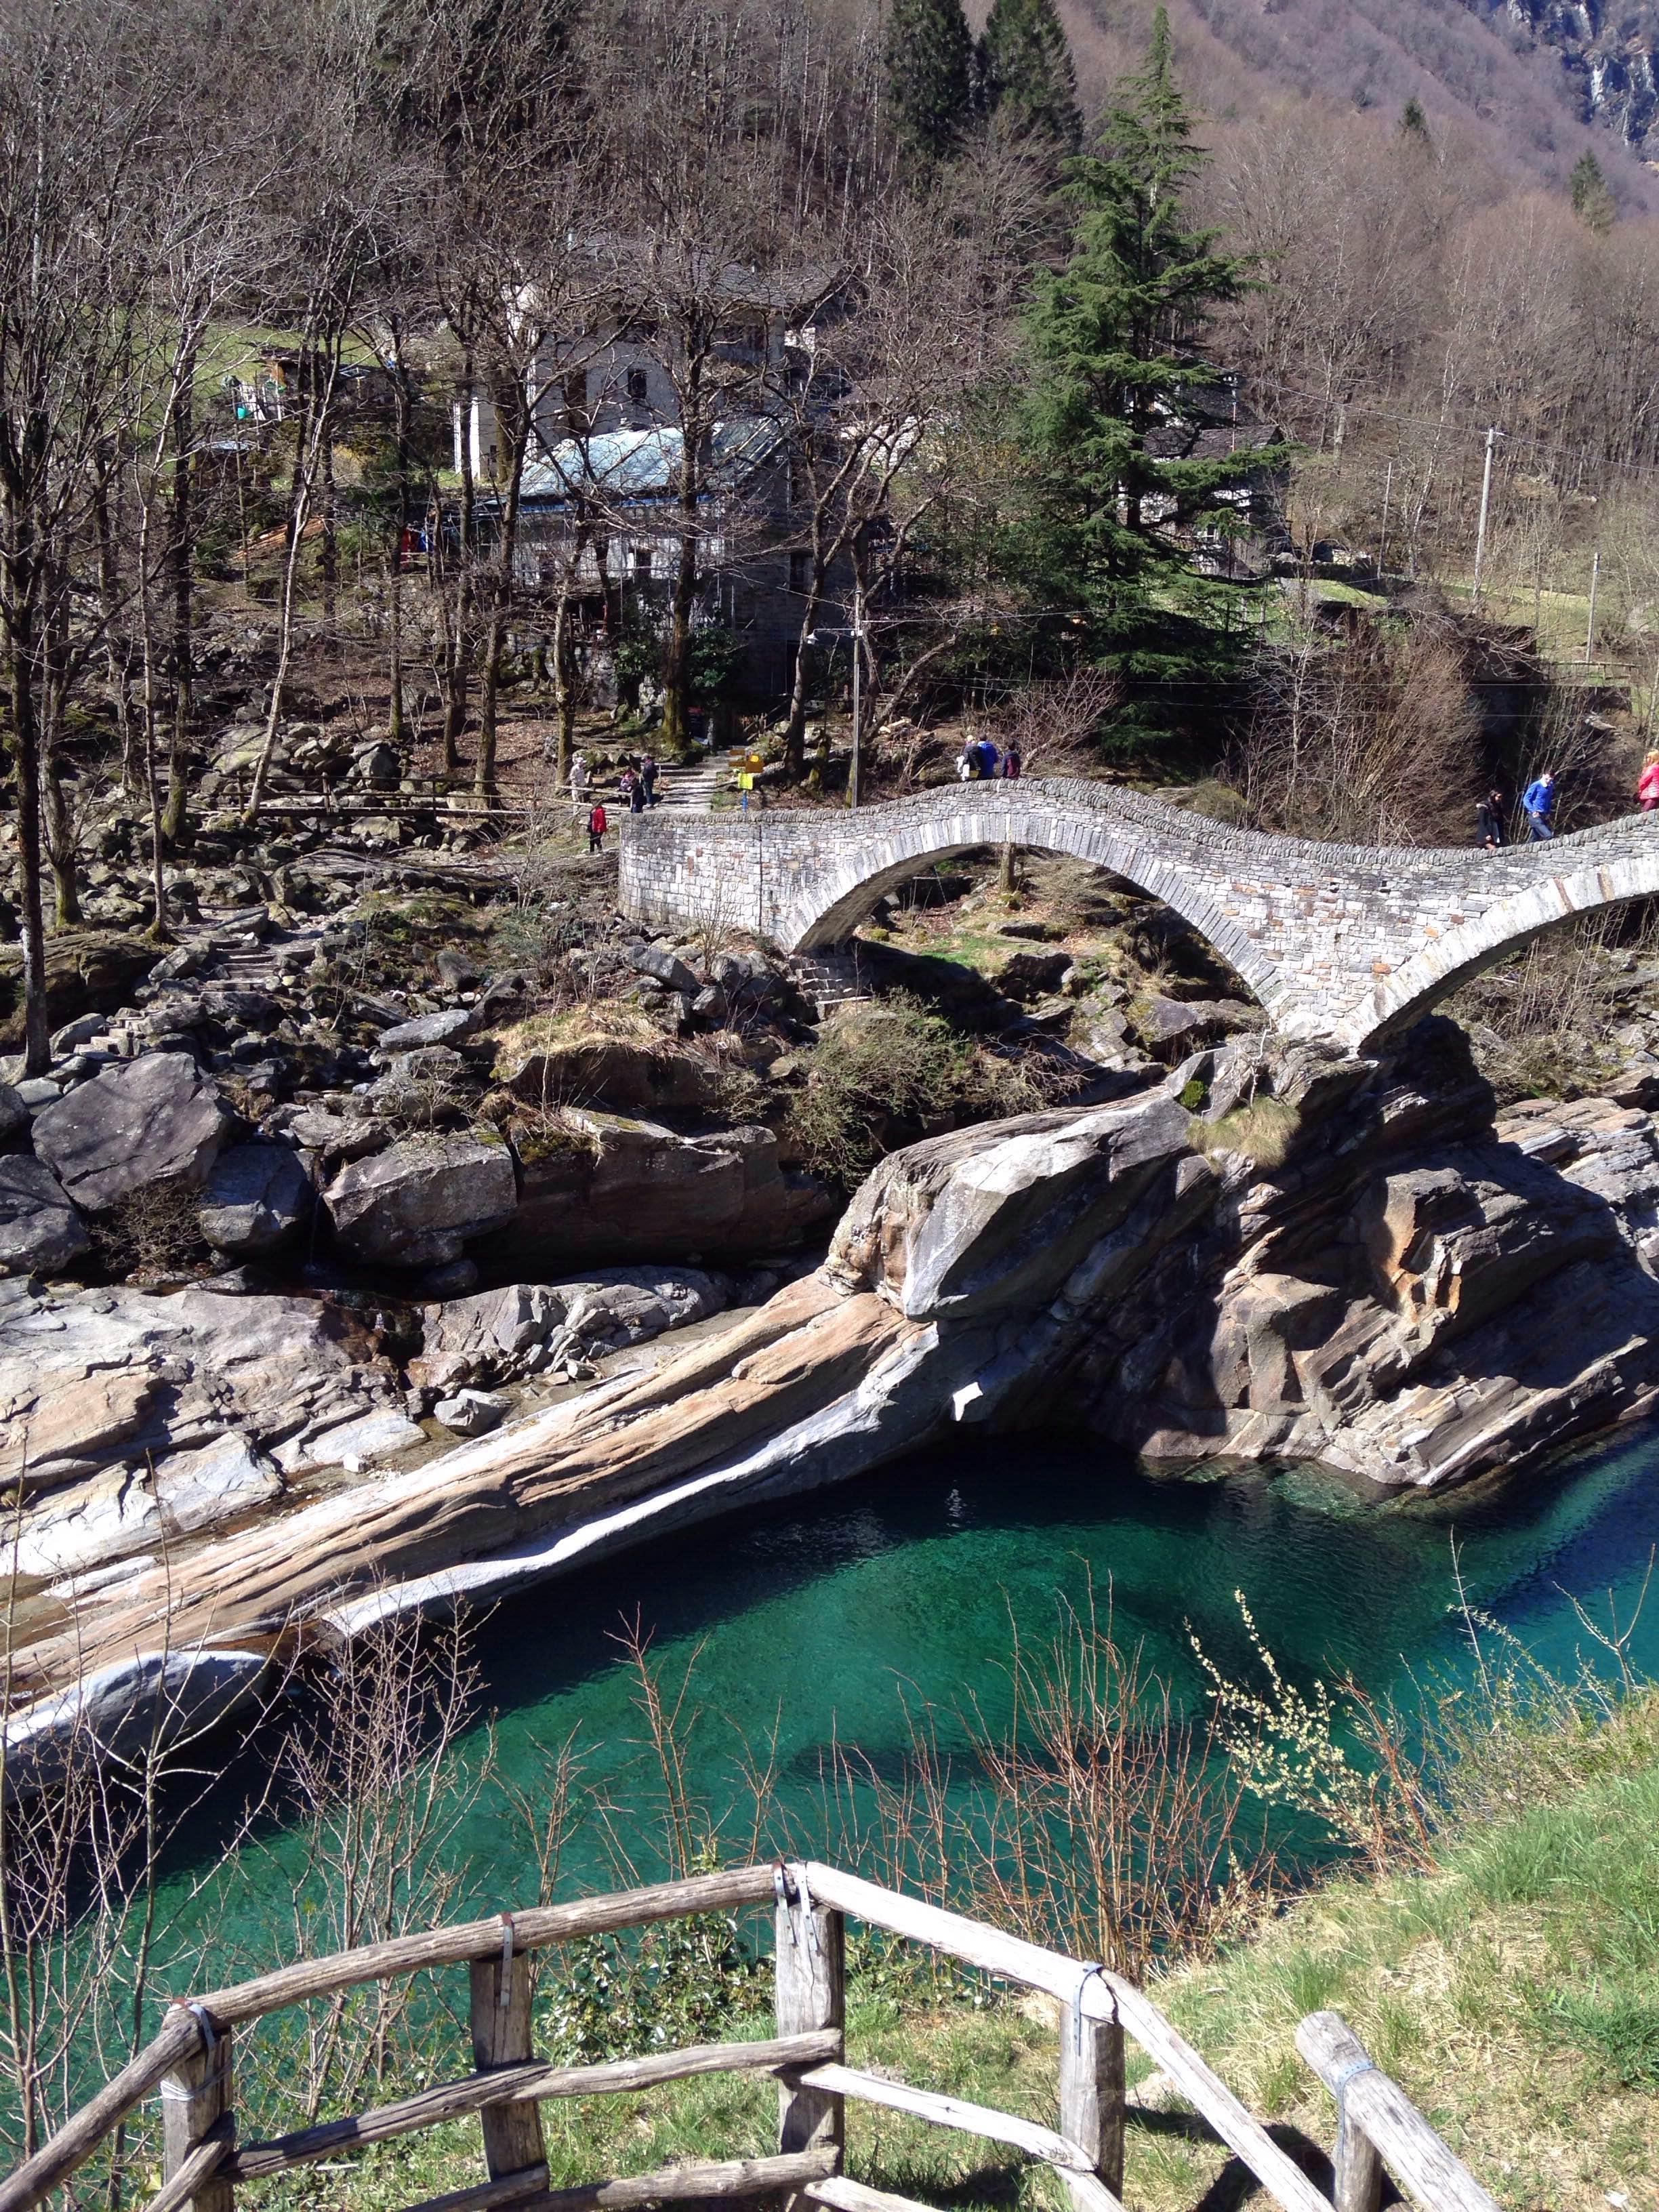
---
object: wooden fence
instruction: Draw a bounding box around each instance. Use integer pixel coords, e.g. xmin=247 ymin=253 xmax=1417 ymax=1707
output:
xmin=0 ymin=1861 xmax=1498 ymax=2212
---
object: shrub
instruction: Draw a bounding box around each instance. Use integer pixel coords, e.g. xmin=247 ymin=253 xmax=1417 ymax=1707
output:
xmin=785 ymin=998 xmax=971 ymax=1185
xmin=90 ymin=1177 xmax=208 ymax=1280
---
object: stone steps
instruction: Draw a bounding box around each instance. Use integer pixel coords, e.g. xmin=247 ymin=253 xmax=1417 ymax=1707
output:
xmin=791 ymin=948 xmax=872 ymax=1019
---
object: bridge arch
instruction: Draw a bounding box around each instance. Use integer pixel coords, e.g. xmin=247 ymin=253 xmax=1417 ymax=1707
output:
xmin=1347 ymin=846 xmax=1659 ymax=1052
xmin=780 ymin=802 xmax=1290 ymax=1021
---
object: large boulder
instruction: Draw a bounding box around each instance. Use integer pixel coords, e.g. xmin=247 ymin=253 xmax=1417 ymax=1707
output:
xmin=33 ymin=1052 xmax=224 ymax=1211
xmin=0 ymin=1155 xmax=90 ymax=1276
xmin=497 ymin=1113 xmax=834 ymax=1266
xmin=325 ymin=1134 xmax=517 ymax=1266
xmin=0 ymin=931 xmax=161 ymax=1051
xmin=199 ymin=1143 xmax=312 ymax=1255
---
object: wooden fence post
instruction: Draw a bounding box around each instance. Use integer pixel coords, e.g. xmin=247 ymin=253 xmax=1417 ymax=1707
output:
xmin=160 ymin=2011 xmax=233 ymax=2212
xmin=1059 ymin=1971 xmax=1124 ymax=2203
xmin=469 ymin=1916 xmax=548 ymax=2190
xmin=775 ymin=1863 xmax=845 ymax=2184
xmin=1294 ymin=2013 xmax=1389 ymax=2212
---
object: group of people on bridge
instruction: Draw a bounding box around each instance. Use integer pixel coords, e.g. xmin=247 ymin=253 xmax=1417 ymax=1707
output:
xmin=956 ymin=735 xmax=1022 ymax=781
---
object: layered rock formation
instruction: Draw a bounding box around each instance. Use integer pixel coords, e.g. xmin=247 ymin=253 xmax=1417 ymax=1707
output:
xmin=12 ymin=1016 xmax=1659 ymax=1774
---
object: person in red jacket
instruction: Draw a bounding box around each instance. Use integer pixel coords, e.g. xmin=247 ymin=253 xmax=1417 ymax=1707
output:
xmin=588 ymin=802 xmax=607 ymax=853
xmin=1640 ymin=752 xmax=1659 ymax=813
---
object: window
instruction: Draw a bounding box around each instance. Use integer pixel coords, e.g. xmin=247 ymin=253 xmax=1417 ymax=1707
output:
xmin=564 ymin=371 xmax=588 ymax=430
xmin=634 ymin=546 xmax=653 ymax=579
xmin=627 ymin=367 xmax=649 ymax=406
xmin=789 ymin=550 xmax=810 ymax=594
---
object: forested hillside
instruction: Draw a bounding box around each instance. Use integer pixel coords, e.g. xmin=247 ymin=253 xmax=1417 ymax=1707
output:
xmin=1064 ymin=0 xmax=1659 ymax=205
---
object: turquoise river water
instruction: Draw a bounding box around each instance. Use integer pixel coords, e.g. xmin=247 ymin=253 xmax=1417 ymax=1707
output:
xmin=167 ymin=1417 xmax=1659 ymax=1965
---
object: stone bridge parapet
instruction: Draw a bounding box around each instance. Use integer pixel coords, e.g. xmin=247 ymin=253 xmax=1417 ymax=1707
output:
xmin=618 ymin=781 xmax=1659 ymax=1052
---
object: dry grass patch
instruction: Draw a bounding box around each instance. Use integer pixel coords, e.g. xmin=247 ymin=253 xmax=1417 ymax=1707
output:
xmin=1189 ymin=1097 xmax=1300 ymax=1170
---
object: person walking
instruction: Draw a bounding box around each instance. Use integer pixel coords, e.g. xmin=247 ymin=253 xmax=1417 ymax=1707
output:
xmin=1521 ymin=768 xmax=1557 ymax=840
xmin=975 ymin=735 xmax=1000 ymax=779
xmin=586 ymin=801 xmax=607 ymax=853
xmin=1001 ymin=743 xmax=1023 ymax=780
xmin=1639 ymin=752 xmax=1659 ymax=813
xmin=1476 ymin=788 xmax=1505 ymax=848
xmin=627 ymin=768 xmax=647 ymax=814
xmin=569 ymin=752 xmax=589 ymax=819
xmin=642 ymin=753 xmax=660 ymax=806
xmin=957 ymin=745 xmax=976 ymax=781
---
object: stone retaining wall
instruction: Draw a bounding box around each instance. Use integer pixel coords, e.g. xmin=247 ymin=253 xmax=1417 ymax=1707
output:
xmin=619 ymin=783 xmax=1659 ymax=1050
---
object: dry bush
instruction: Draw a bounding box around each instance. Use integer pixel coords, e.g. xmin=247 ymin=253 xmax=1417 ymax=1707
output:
xmin=1450 ymin=913 xmax=1640 ymax=1102
xmin=1235 ymin=611 xmax=1482 ymax=846
xmin=998 ymin=668 xmax=1125 ymax=776
xmin=89 ymin=1177 xmax=208 ymax=1280
xmin=824 ymin=1587 xmax=1271 ymax=1981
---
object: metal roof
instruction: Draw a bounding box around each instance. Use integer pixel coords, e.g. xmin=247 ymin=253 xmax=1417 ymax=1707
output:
xmin=519 ymin=417 xmax=783 ymax=507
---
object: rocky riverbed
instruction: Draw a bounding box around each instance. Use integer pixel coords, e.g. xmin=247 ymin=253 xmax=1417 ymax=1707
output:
xmin=10 ymin=998 xmax=1659 ymax=1780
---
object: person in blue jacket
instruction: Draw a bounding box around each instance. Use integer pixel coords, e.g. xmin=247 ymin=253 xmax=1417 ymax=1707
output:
xmin=1521 ymin=768 xmax=1557 ymax=840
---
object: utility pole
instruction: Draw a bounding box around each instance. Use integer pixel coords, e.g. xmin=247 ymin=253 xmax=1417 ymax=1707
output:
xmin=848 ymin=575 xmax=864 ymax=811
xmin=1471 ymin=425 xmax=1502 ymax=603
xmin=1377 ymin=459 xmax=1393 ymax=581
xmin=1585 ymin=547 xmax=1601 ymax=664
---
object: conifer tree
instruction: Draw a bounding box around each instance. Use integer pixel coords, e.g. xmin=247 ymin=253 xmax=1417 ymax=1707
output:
xmin=1572 ymin=149 xmax=1616 ymax=234
xmin=1398 ymin=95 xmax=1432 ymax=152
xmin=885 ymin=0 xmax=974 ymax=161
xmin=1014 ymin=6 xmax=1272 ymax=675
xmin=981 ymin=0 xmax=1081 ymax=152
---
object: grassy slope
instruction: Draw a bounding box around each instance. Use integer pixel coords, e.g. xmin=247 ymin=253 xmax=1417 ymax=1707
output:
xmin=255 ymin=1693 xmax=1659 ymax=2212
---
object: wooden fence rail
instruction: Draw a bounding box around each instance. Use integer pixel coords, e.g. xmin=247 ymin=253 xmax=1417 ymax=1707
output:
xmin=0 ymin=1862 xmax=1501 ymax=2212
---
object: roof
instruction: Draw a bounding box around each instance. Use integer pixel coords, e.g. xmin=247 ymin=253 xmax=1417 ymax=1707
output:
xmin=1144 ymin=419 xmax=1282 ymax=465
xmin=519 ymin=417 xmax=784 ymax=506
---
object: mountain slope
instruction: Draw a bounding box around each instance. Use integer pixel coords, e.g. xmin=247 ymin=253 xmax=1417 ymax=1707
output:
xmin=1057 ymin=0 xmax=1659 ymax=211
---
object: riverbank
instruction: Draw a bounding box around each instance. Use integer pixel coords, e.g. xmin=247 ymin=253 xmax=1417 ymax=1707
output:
xmin=177 ymin=1642 xmax=1659 ymax=2212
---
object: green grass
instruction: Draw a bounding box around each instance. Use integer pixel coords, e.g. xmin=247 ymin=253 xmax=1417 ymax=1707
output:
xmin=203 ymin=1696 xmax=1659 ymax=2212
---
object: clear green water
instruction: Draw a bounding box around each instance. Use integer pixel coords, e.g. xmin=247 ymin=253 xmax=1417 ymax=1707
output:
xmin=463 ymin=1428 xmax=1659 ymax=1869
xmin=171 ymin=1422 xmax=1659 ymax=1959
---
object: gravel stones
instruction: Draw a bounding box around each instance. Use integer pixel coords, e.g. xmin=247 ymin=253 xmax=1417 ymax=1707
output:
xmin=32 ymin=1051 xmax=225 ymax=1210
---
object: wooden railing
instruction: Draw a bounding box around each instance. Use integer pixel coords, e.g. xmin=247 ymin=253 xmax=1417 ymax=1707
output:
xmin=0 ymin=1862 xmax=1499 ymax=2212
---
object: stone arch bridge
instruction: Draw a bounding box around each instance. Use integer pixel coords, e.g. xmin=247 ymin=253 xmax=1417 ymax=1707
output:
xmin=618 ymin=781 xmax=1659 ymax=1054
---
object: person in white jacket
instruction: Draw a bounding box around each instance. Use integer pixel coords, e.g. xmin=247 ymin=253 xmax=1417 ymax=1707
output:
xmin=569 ymin=752 xmax=589 ymax=819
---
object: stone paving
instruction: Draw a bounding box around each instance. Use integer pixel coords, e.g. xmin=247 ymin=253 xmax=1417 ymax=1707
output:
xmin=619 ymin=780 xmax=1659 ymax=1052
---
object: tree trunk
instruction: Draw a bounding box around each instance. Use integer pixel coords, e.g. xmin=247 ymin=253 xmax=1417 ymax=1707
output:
xmin=41 ymin=586 xmax=79 ymax=928
xmin=320 ymin=424 xmax=337 ymax=642
xmin=387 ymin=554 xmax=405 ymax=747
xmin=661 ymin=367 xmax=704 ymax=754
xmin=474 ymin=371 xmax=533 ymax=800
xmin=781 ymin=559 xmax=825 ymax=784
xmin=94 ymin=459 xmax=138 ymax=798
xmin=5 ymin=499 xmax=52 ymax=1074
xmin=442 ymin=354 xmax=478 ymax=776
xmin=161 ymin=344 xmax=195 ymax=848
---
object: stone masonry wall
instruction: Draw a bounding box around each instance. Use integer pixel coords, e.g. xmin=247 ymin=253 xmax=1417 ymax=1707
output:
xmin=619 ymin=783 xmax=1659 ymax=1052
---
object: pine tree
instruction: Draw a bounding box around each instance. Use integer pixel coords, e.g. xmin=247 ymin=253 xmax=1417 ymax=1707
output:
xmin=1013 ymin=6 xmax=1273 ymax=675
xmin=885 ymin=0 xmax=975 ymax=161
xmin=1397 ymin=95 xmax=1432 ymax=152
xmin=981 ymin=0 xmax=1081 ymax=152
xmin=1572 ymin=149 xmax=1616 ymax=234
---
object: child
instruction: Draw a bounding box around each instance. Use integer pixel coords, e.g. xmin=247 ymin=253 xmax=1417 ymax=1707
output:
xmin=587 ymin=802 xmax=607 ymax=853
